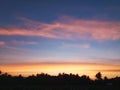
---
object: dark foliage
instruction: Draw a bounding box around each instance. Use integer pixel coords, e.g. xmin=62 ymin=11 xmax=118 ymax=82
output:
xmin=0 ymin=70 xmax=120 ymax=90
xmin=95 ymin=72 xmax=102 ymax=80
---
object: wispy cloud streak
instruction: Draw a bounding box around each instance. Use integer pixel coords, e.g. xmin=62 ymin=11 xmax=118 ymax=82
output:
xmin=61 ymin=43 xmax=90 ymax=49
xmin=11 ymin=40 xmax=38 ymax=45
xmin=0 ymin=40 xmax=32 ymax=52
xmin=0 ymin=41 xmax=5 ymax=46
xmin=0 ymin=16 xmax=120 ymax=41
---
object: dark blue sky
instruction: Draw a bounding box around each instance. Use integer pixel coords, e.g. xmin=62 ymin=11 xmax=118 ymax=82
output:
xmin=0 ymin=0 xmax=120 ymax=78
xmin=0 ymin=0 xmax=120 ymax=65
xmin=0 ymin=0 xmax=120 ymax=26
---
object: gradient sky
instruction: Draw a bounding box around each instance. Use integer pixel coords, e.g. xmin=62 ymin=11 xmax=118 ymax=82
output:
xmin=0 ymin=0 xmax=120 ymax=78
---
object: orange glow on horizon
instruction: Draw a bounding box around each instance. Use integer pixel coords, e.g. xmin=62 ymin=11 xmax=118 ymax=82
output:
xmin=0 ymin=63 xmax=120 ymax=79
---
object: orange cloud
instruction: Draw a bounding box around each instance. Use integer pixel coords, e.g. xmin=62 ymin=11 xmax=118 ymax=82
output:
xmin=0 ymin=17 xmax=120 ymax=41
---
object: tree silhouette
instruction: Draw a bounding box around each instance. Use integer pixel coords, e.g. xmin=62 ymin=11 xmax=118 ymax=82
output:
xmin=104 ymin=76 xmax=108 ymax=80
xmin=0 ymin=70 xmax=1 ymax=74
xmin=0 ymin=70 xmax=120 ymax=90
xmin=95 ymin=72 xmax=102 ymax=80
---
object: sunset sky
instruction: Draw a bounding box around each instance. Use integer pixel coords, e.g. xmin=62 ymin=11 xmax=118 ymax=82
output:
xmin=0 ymin=0 xmax=120 ymax=79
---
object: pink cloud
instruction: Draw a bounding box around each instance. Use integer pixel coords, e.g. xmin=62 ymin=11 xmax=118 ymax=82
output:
xmin=0 ymin=41 xmax=5 ymax=46
xmin=0 ymin=40 xmax=32 ymax=52
xmin=11 ymin=40 xmax=38 ymax=45
xmin=0 ymin=16 xmax=120 ymax=41
xmin=61 ymin=43 xmax=90 ymax=49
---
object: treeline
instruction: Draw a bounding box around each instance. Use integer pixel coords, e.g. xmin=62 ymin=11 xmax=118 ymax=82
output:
xmin=0 ymin=70 xmax=120 ymax=86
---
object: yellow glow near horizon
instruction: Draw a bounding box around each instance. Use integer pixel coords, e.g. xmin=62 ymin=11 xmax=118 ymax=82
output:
xmin=0 ymin=63 xmax=120 ymax=79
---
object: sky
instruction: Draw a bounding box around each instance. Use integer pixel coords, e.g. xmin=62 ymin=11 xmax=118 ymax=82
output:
xmin=0 ymin=0 xmax=120 ymax=78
